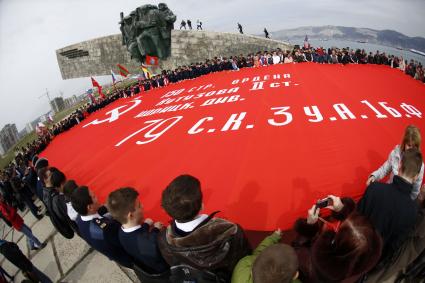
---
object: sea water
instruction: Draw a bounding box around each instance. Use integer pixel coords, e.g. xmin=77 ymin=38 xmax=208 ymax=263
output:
xmin=289 ymin=38 xmax=425 ymax=66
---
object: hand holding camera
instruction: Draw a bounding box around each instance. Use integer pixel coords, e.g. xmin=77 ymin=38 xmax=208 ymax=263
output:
xmin=315 ymin=195 xmax=343 ymax=212
xmin=307 ymin=204 xmax=320 ymax=224
xmin=308 ymin=195 xmax=344 ymax=225
xmin=327 ymin=195 xmax=344 ymax=212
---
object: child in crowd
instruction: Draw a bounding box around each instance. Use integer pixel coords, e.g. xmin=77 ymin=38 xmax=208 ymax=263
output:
xmin=107 ymin=187 xmax=169 ymax=274
xmin=232 ymin=229 xmax=301 ymax=283
xmin=158 ymin=174 xmax=251 ymax=281
xmin=71 ymin=186 xmax=134 ymax=269
xmin=43 ymin=167 xmax=75 ymax=239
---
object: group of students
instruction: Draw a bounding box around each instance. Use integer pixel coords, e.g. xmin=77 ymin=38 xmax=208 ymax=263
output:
xmin=1 ymin=124 xmax=422 ymax=282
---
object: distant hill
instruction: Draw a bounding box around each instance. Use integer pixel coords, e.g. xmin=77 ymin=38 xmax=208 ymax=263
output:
xmin=271 ymin=26 xmax=425 ymax=52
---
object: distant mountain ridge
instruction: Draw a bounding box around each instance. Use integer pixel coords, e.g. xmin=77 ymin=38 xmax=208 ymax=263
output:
xmin=271 ymin=26 xmax=425 ymax=52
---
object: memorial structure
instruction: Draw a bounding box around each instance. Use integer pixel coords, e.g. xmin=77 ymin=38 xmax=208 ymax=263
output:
xmin=56 ymin=2 xmax=292 ymax=80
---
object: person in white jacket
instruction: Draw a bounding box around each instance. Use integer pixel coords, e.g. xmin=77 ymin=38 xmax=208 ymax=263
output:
xmin=366 ymin=125 xmax=424 ymax=200
xmin=399 ymin=57 xmax=406 ymax=72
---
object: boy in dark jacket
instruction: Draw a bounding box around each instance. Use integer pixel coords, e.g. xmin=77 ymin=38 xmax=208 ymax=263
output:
xmin=158 ymin=174 xmax=251 ymax=281
xmin=107 ymin=187 xmax=169 ymax=273
xmin=71 ymin=186 xmax=134 ymax=268
xmin=43 ymin=168 xmax=75 ymax=239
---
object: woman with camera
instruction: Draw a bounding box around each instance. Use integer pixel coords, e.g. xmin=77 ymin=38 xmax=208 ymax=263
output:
xmin=292 ymin=195 xmax=382 ymax=283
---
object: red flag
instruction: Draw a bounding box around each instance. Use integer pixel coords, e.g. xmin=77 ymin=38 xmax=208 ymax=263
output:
xmin=146 ymin=55 xmax=159 ymax=66
xmin=97 ymin=86 xmax=106 ymax=99
xmin=91 ymin=77 xmax=100 ymax=88
xmin=117 ymin=64 xmax=129 ymax=77
xmin=91 ymin=77 xmax=106 ymax=99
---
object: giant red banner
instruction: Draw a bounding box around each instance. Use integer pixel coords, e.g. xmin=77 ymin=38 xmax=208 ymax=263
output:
xmin=42 ymin=63 xmax=425 ymax=231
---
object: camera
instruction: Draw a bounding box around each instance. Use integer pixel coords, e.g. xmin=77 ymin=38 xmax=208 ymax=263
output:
xmin=316 ymin=197 xmax=332 ymax=209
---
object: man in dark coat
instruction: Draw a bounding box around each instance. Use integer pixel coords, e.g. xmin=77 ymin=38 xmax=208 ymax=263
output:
xmin=366 ymin=194 xmax=425 ymax=282
xmin=358 ymin=148 xmax=421 ymax=263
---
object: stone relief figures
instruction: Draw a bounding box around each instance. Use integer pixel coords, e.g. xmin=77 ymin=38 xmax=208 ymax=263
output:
xmin=120 ymin=3 xmax=176 ymax=64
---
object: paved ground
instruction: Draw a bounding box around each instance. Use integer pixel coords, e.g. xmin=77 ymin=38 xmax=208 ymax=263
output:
xmin=0 ymin=201 xmax=138 ymax=283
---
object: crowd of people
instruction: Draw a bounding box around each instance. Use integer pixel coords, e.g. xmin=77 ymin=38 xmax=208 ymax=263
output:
xmin=179 ymin=19 xmax=203 ymax=30
xmin=0 ymin=45 xmax=425 ymax=282
xmin=1 ymin=122 xmax=425 ymax=283
xmin=117 ymin=48 xmax=424 ymax=100
xmin=9 ymin=45 xmax=425 ymax=158
xmin=132 ymin=47 xmax=425 ymax=91
xmin=11 ymin=44 xmax=425 ymax=159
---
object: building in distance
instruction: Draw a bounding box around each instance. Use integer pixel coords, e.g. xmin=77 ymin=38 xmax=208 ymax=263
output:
xmin=0 ymin=124 xmax=19 ymax=156
xmin=50 ymin=97 xmax=66 ymax=113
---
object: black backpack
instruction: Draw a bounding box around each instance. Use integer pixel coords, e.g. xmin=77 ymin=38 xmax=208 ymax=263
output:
xmin=133 ymin=264 xmax=171 ymax=283
xmin=46 ymin=189 xmax=74 ymax=239
xmin=169 ymin=265 xmax=227 ymax=283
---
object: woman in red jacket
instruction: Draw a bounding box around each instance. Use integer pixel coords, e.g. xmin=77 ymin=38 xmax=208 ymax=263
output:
xmin=0 ymin=196 xmax=45 ymax=250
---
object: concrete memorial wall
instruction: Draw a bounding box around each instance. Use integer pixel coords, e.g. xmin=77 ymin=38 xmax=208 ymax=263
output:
xmin=56 ymin=30 xmax=292 ymax=79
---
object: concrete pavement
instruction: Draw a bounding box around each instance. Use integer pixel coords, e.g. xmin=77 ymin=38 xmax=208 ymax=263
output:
xmin=0 ymin=201 xmax=138 ymax=283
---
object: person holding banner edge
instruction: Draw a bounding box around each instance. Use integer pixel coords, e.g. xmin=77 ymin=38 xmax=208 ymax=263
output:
xmin=366 ymin=125 xmax=424 ymax=200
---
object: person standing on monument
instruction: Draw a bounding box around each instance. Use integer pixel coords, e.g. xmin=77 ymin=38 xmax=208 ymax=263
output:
xmin=264 ymin=28 xmax=270 ymax=38
xmin=180 ymin=20 xmax=187 ymax=29
xmin=187 ymin=19 xmax=192 ymax=30
xmin=196 ymin=19 xmax=203 ymax=30
xmin=238 ymin=23 xmax=243 ymax=34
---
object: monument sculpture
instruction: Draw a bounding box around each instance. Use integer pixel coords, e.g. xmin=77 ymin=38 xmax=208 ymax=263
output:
xmin=120 ymin=3 xmax=176 ymax=64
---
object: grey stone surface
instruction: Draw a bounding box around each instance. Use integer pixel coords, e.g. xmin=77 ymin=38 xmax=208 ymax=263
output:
xmin=0 ymin=222 xmax=9 ymax=238
xmin=17 ymin=236 xmax=29 ymax=258
xmin=57 ymin=30 xmax=292 ymax=79
xmin=63 ymin=251 xmax=134 ymax=283
xmin=30 ymin=213 xmax=56 ymax=244
xmin=120 ymin=266 xmax=138 ymax=283
xmin=22 ymin=208 xmax=40 ymax=228
xmin=31 ymin=241 xmax=61 ymax=282
xmin=1 ymin=254 xmax=19 ymax=277
xmin=4 ymin=227 xmax=23 ymax=243
xmin=53 ymin=232 xmax=91 ymax=274
xmin=0 ymin=219 xmax=135 ymax=283
xmin=15 ymin=271 xmax=26 ymax=283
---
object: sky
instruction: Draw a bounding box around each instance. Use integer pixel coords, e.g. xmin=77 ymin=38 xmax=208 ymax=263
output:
xmin=1 ymin=0 xmax=424 ymax=131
